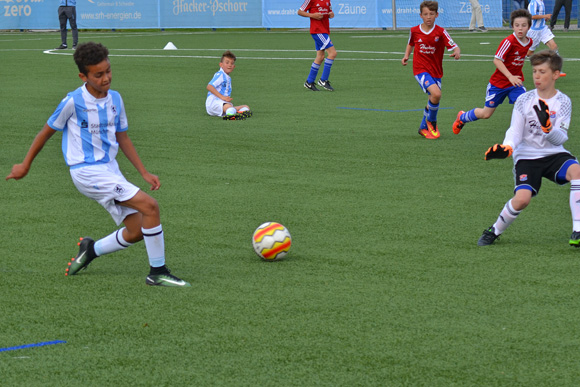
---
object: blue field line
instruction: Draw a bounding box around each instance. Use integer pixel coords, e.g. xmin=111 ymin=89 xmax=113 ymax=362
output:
xmin=337 ymin=107 xmax=454 ymax=112
xmin=0 ymin=340 xmax=66 ymax=353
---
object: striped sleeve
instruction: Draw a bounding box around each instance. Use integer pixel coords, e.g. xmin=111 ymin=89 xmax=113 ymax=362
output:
xmin=300 ymin=0 xmax=311 ymax=11
xmin=494 ymin=39 xmax=511 ymax=61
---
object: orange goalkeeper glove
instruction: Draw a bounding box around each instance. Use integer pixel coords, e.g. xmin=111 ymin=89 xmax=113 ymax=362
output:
xmin=485 ymin=144 xmax=513 ymax=160
xmin=533 ymin=99 xmax=553 ymax=133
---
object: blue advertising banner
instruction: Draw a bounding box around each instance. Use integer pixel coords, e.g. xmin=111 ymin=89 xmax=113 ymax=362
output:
xmin=161 ymin=0 xmax=262 ymax=28
xmin=0 ymin=0 xmax=504 ymax=30
xmin=263 ymin=0 xmax=378 ymax=29
xmin=381 ymin=0 xmax=503 ymax=28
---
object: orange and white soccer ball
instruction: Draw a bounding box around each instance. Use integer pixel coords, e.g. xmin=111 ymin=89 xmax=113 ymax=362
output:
xmin=252 ymin=222 xmax=292 ymax=261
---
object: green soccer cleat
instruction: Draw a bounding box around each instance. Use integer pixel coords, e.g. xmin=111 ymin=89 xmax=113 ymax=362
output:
xmin=146 ymin=271 xmax=191 ymax=287
xmin=66 ymin=237 xmax=96 ymax=276
xmin=478 ymin=227 xmax=500 ymax=246
xmin=569 ymin=231 xmax=580 ymax=247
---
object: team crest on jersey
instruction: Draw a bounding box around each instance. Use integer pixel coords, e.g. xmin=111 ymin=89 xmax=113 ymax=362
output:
xmin=520 ymin=174 xmax=528 ymax=182
xmin=81 ymin=120 xmax=88 ymax=129
xmin=114 ymin=185 xmax=125 ymax=195
xmin=435 ymin=37 xmax=440 ymax=42
xmin=111 ymin=105 xmax=117 ymax=115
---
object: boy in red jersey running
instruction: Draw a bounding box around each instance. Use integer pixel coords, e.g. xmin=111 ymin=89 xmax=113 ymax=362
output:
xmin=298 ymin=0 xmax=337 ymax=91
xmin=453 ymin=9 xmax=533 ymax=135
xmin=402 ymin=1 xmax=460 ymax=139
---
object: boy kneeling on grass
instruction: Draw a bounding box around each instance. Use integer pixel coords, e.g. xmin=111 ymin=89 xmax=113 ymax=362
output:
xmin=478 ymin=50 xmax=580 ymax=247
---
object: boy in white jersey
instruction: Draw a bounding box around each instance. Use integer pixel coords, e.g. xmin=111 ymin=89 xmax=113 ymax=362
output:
xmin=206 ymin=50 xmax=251 ymax=120
xmin=6 ymin=42 xmax=190 ymax=287
xmin=478 ymin=50 xmax=580 ymax=247
xmin=527 ymin=0 xmax=559 ymax=56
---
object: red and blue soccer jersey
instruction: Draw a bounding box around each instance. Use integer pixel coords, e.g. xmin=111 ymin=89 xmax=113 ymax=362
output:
xmin=300 ymin=0 xmax=332 ymax=34
xmin=407 ymin=24 xmax=457 ymax=78
xmin=489 ymin=33 xmax=533 ymax=89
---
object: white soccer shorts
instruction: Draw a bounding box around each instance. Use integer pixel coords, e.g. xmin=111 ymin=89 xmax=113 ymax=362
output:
xmin=206 ymin=97 xmax=230 ymax=117
xmin=70 ymin=160 xmax=140 ymax=226
xmin=528 ymin=28 xmax=555 ymax=51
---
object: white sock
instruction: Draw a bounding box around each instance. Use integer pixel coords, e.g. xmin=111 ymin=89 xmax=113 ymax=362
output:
xmin=492 ymin=199 xmax=521 ymax=235
xmin=94 ymin=228 xmax=133 ymax=257
xmin=142 ymin=224 xmax=165 ymax=268
xmin=570 ymin=180 xmax=580 ymax=231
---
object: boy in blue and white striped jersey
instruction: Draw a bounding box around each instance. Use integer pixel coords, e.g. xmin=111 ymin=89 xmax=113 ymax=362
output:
xmin=6 ymin=42 xmax=190 ymax=287
xmin=206 ymin=51 xmax=250 ymax=118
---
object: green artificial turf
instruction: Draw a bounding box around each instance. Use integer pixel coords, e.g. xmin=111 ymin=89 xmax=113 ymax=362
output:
xmin=1 ymin=28 xmax=580 ymax=385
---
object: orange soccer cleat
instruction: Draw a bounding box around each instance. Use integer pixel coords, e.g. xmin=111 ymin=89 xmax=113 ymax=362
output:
xmin=453 ymin=111 xmax=465 ymax=134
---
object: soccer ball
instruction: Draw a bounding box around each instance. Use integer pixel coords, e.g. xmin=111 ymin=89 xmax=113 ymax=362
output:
xmin=252 ymin=222 xmax=292 ymax=261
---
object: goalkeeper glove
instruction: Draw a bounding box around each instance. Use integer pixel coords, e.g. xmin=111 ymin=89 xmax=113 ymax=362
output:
xmin=485 ymin=144 xmax=513 ymax=160
xmin=533 ymin=99 xmax=553 ymax=133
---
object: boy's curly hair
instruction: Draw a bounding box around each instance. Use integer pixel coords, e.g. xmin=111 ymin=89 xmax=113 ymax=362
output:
xmin=73 ymin=42 xmax=109 ymax=75
xmin=510 ymin=8 xmax=532 ymax=27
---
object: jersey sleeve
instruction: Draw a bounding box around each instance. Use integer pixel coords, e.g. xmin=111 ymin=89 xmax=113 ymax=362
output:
xmin=546 ymin=94 xmax=572 ymax=145
xmin=115 ymin=93 xmax=128 ymax=133
xmin=442 ymin=29 xmax=458 ymax=50
xmin=528 ymin=2 xmax=537 ymax=16
xmin=208 ymin=71 xmax=224 ymax=88
xmin=299 ymin=0 xmax=311 ymax=11
xmin=407 ymin=29 xmax=415 ymax=47
xmin=47 ymin=95 xmax=75 ymax=131
xmin=494 ymin=38 xmax=511 ymax=61
xmin=503 ymin=97 xmax=526 ymax=149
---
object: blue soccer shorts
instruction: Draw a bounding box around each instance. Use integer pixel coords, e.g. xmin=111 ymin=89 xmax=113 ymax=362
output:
xmin=514 ymin=153 xmax=578 ymax=196
xmin=312 ymin=33 xmax=334 ymax=51
xmin=414 ymin=72 xmax=442 ymax=95
xmin=485 ymin=84 xmax=526 ymax=108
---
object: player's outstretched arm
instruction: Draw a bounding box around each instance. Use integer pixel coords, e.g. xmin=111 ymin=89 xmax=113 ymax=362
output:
xmin=116 ymin=131 xmax=161 ymax=191
xmin=484 ymin=144 xmax=513 ymax=160
xmin=6 ymin=124 xmax=57 ymax=181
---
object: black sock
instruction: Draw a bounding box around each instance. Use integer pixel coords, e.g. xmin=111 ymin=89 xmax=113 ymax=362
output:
xmin=149 ymin=265 xmax=169 ymax=275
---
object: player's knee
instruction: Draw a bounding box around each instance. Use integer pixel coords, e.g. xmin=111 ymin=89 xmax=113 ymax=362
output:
xmin=512 ymin=194 xmax=531 ymax=210
xmin=141 ymin=196 xmax=160 ymax=217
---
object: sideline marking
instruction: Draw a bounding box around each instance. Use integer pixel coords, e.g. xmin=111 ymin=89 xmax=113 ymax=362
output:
xmin=0 ymin=340 xmax=66 ymax=353
xmin=338 ymin=107 xmax=454 ymax=112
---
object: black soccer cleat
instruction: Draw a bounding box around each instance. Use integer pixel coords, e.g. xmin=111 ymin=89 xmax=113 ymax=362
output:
xmin=66 ymin=237 xmax=96 ymax=276
xmin=304 ymin=81 xmax=319 ymax=91
xmin=238 ymin=110 xmax=252 ymax=118
xmin=478 ymin=227 xmax=500 ymax=246
xmin=317 ymin=79 xmax=334 ymax=91
xmin=223 ymin=113 xmax=246 ymax=121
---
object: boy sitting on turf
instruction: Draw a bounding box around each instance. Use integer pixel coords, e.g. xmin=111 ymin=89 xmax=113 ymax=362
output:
xmin=206 ymin=50 xmax=251 ymax=120
xmin=453 ymin=9 xmax=533 ymax=134
xmin=6 ymin=42 xmax=190 ymax=287
xmin=401 ymin=0 xmax=460 ymax=139
xmin=477 ymin=50 xmax=580 ymax=247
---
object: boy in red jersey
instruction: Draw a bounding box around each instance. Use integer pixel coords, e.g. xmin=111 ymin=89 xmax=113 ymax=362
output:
xmin=402 ymin=1 xmax=460 ymax=139
xmin=298 ymin=0 xmax=337 ymax=91
xmin=453 ymin=9 xmax=533 ymax=135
